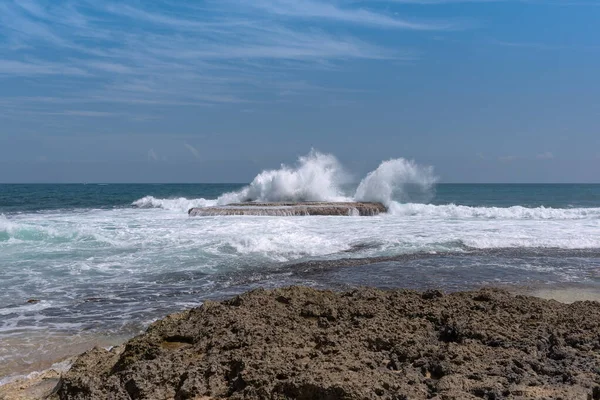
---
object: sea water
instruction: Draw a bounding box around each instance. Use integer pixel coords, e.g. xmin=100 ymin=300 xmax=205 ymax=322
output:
xmin=1 ymin=151 xmax=599 ymax=380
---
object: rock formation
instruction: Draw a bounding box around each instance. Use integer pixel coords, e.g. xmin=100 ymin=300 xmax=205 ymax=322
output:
xmin=57 ymin=286 xmax=600 ymax=400
xmin=189 ymin=202 xmax=387 ymax=217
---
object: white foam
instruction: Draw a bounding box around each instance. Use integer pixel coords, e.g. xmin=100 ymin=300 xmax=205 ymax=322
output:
xmin=0 ymin=214 xmax=63 ymax=242
xmin=132 ymin=196 xmax=217 ymax=212
xmin=0 ymin=214 xmax=17 ymax=234
xmin=387 ymin=202 xmax=600 ymax=220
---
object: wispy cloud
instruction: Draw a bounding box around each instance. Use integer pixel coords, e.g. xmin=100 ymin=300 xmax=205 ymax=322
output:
xmin=237 ymin=0 xmax=456 ymax=30
xmin=536 ymin=152 xmax=554 ymax=160
xmin=0 ymin=60 xmax=88 ymax=76
xmin=498 ymin=155 xmax=517 ymax=162
xmin=488 ymin=39 xmax=600 ymax=51
xmin=1 ymin=0 xmax=441 ymax=116
xmin=147 ymin=149 xmax=158 ymax=161
xmin=184 ymin=143 xmax=201 ymax=159
xmin=379 ymin=0 xmax=598 ymax=4
xmin=46 ymin=110 xmax=120 ymax=117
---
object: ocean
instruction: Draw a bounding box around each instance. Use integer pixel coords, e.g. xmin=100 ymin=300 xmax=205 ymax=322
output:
xmin=1 ymin=153 xmax=599 ymax=380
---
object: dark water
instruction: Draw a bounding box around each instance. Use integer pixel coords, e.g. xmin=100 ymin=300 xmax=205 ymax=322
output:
xmin=2 ymin=183 xmax=600 ymax=214
xmin=0 ymin=184 xmax=244 ymax=214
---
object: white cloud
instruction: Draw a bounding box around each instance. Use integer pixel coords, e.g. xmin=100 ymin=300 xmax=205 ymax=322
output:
xmin=498 ymin=155 xmax=517 ymax=162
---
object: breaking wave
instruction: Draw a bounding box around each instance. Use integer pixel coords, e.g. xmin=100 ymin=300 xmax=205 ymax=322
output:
xmin=132 ymin=196 xmax=217 ymax=212
xmin=216 ymin=150 xmax=352 ymax=204
xmin=354 ymin=158 xmax=436 ymax=206
xmin=132 ymin=150 xmax=437 ymax=209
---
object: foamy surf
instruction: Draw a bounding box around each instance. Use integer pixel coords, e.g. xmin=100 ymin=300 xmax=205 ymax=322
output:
xmin=132 ymin=196 xmax=217 ymax=212
xmin=386 ymin=202 xmax=600 ymax=219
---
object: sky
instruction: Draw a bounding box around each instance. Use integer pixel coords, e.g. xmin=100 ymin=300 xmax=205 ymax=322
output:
xmin=0 ymin=0 xmax=599 ymax=183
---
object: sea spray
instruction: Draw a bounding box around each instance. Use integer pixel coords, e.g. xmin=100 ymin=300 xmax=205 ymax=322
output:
xmin=216 ymin=150 xmax=352 ymax=204
xmin=130 ymin=151 xmax=437 ymax=209
xmin=217 ymin=151 xmax=437 ymax=206
xmin=354 ymin=158 xmax=437 ymax=207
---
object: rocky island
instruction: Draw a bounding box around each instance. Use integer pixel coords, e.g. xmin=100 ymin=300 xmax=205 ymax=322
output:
xmin=188 ymin=202 xmax=387 ymax=217
xmin=5 ymin=286 xmax=596 ymax=400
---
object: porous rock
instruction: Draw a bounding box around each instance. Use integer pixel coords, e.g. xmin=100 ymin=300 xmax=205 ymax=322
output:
xmin=57 ymin=287 xmax=600 ymax=399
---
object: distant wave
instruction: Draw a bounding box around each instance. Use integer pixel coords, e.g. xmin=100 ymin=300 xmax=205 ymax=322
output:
xmin=132 ymin=196 xmax=217 ymax=212
xmin=386 ymin=203 xmax=600 ymax=220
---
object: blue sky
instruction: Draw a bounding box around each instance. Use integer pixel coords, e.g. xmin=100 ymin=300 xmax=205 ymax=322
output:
xmin=0 ymin=0 xmax=599 ymax=183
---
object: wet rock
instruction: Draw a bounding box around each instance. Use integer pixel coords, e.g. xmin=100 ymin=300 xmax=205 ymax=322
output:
xmin=421 ymin=290 xmax=443 ymax=300
xmin=57 ymin=286 xmax=600 ymax=399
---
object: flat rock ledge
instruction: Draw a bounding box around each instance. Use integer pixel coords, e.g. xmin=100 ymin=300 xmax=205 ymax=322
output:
xmin=189 ymin=202 xmax=387 ymax=217
xmin=56 ymin=286 xmax=600 ymax=400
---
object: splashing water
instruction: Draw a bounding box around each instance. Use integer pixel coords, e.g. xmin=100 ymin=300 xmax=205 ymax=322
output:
xmin=354 ymin=158 xmax=437 ymax=207
xmin=216 ymin=150 xmax=352 ymax=204
xmin=209 ymin=150 xmax=436 ymax=206
xmin=129 ymin=151 xmax=437 ymax=210
xmin=132 ymin=196 xmax=217 ymax=212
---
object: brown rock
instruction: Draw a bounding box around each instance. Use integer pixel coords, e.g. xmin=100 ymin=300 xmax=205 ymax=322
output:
xmin=56 ymin=287 xmax=600 ymax=399
xmin=188 ymin=202 xmax=387 ymax=217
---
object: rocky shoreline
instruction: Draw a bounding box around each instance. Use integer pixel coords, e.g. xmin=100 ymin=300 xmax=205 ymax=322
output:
xmin=4 ymin=286 xmax=599 ymax=400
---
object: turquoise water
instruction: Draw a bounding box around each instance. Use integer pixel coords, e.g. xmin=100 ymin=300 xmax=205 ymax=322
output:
xmin=1 ymin=181 xmax=600 ymax=379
